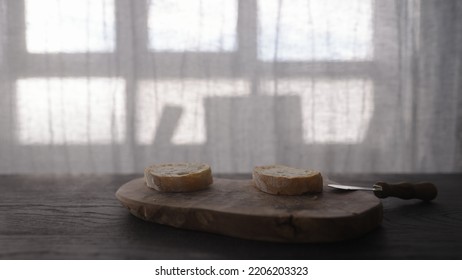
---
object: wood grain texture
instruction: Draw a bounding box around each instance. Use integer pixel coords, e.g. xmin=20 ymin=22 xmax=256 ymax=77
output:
xmin=0 ymin=174 xmax=461 ymax=259
xmin=116 ymin=178 xmax=382 ymax=243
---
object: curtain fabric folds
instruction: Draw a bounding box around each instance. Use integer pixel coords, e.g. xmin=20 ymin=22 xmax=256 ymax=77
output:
xmin=0 ymin=0 xmax=460 ymax=174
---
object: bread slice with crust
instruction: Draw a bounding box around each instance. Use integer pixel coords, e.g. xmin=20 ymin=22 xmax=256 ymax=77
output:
xmin=252 ymin=165 xmax=323 ymax=195
xmin=144 ymin=163 xmax=213 ymax=192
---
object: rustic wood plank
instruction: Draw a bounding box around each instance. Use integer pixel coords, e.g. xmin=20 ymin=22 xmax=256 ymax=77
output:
xmin=116 ymin=177 xmax=382 ymax=243
xmin=0 ymin=174 xmax=461 ymax=259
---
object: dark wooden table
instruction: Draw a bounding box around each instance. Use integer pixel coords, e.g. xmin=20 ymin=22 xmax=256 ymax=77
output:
xmin=1 ymin=173 xmax=461 ymax=259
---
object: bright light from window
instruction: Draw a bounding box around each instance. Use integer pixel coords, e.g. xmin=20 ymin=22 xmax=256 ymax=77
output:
xmin=136 ymin=79 xmax=249 ymax=145
xmin=25 ymin=0 xmax=115 ymax=53
xmin=258 ymin=0 xmax=372 ymax=61
xmin=260 ymin=79 xmax=374 ymax=143
xmin=148 ymin=0 xmax=237 ymax=52
xmin=16 ymin=78 xmax=125 ymax=144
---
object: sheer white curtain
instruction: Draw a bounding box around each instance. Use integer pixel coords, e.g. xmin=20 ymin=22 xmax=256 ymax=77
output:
xmin=0 ymin=0 xmax=460 ymax=174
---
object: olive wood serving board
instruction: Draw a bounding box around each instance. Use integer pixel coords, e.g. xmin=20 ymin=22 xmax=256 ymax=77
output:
xmin=116 ymin=177 xmax=383 ymax=243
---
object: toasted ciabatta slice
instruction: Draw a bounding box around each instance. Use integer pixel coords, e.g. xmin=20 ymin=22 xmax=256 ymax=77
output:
xmin=144 ymin=163 xmax=213 ymax=192
xmin=252 ymin=165 xmax=323 ymax=195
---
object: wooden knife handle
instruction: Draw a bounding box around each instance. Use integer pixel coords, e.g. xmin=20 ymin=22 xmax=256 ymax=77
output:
xmin=373 ymin=181 xmax=438 ymax=201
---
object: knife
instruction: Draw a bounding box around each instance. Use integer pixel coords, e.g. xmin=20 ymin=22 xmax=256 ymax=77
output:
xmin=328 ymin=181 xmax=438 ymax=201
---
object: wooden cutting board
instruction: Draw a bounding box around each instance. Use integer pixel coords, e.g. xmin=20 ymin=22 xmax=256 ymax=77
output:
xmin=116 ymin=177 xmax=383 ymax=243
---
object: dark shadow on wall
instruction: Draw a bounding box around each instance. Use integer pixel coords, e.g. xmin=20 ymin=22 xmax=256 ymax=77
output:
xmin=146 ymin=95 xmax=305 ymax=173
xmin=144 ymin=93 xmax=380 ymax=173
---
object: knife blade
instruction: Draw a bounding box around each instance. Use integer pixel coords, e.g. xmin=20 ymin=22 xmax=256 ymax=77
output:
xmin=328 ymin=181 xmax=438 ymax=201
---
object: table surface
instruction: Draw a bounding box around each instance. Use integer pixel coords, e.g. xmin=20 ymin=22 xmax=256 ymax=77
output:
xmin=1 ymin=173 xmax=461 ymax=259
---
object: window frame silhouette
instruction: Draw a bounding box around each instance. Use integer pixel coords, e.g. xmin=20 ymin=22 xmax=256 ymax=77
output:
xmin=1 ymin=0 xmax=399 ymax=173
